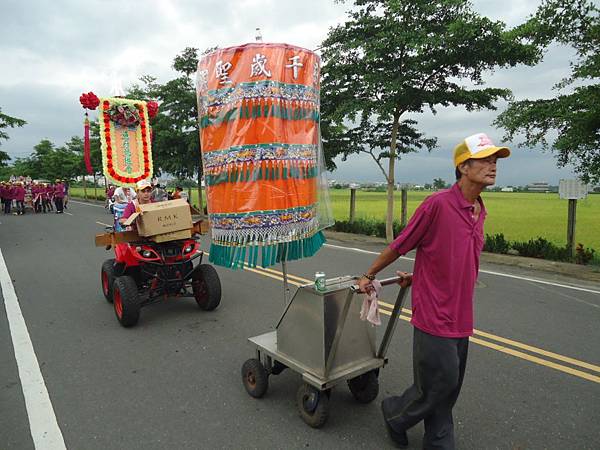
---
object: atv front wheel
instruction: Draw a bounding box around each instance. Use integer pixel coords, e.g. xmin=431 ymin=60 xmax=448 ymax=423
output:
xmin=101 ymin=259 xmax=116 ymax=303
xmin=113 ymin=276 xmax=140 ymax=327
xmin=192 ymin=264 xmax=221 ymax=311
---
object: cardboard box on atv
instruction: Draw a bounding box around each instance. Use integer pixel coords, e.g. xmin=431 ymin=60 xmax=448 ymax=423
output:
xmin=95 ymin=200 xmax=209 ymax=247
xmin=94 ymin=218 xmax=209 ymax=247
xmin=123 ymin=198 xmax=192 ymax=236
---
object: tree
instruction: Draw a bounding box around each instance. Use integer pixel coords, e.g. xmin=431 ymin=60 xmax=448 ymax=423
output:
xmin=320 ymin=0 xmax=540 ymax=241
xmin=129 ymin=47 xmax=216 ymax=212
xmin=15 ymin=138 xmax=83 ymax=181
xmin=0 ymin=108 xmax=26 ymax=167
xmin=495 ymin=0 xmax=600 ymax=184
xmin=433 ymin=177 xmax=447 ymax=190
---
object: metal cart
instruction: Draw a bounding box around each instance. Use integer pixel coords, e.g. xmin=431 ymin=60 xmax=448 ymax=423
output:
xmin=241 ymin=275 xmax=409 ymax=428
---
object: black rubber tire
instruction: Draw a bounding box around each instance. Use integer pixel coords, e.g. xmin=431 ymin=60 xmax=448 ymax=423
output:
xmin=241 ymin=359 xmax=269 ymax=398
xmin=192 ymin=264 xmax=221 ymax=311
xmin=113 ymin=276 xmax=140 ymax=327
xmin=101 ymin=259 xmax=116 ymax=303
xmin=296 ymin=383 xmax=329 ymax=428
xmin=347 ymin=370 xmax=379 ymax=404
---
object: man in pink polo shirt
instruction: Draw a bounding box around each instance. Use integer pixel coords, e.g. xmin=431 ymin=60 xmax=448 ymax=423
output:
xmin=358 ymin=133 xmax=510 ymax=449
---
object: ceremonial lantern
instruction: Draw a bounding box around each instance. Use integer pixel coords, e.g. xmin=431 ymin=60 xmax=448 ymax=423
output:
xmin=196 ymin=43 xmax=332 ymax=269
xmin=78 ymin=93 xmax=159 ymax=187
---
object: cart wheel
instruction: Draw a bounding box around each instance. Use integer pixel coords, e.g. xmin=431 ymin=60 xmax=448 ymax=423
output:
xmin=347 ymin=370 xmax=379 ymax=404
xmin=241 ymin=359 xmax=269 ymax=398
xmin=192 ymin=264 xmax=221 ymax=311
xmin=101 ymin=259 xmax=116 ymax=303
xmin=296 ymin=383 xmax=329 ymax=428
xmin=113 ymin=276 xmax=140 ymax=327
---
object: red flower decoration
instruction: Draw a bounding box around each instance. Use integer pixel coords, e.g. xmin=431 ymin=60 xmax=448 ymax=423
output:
xmin=147 ymin=101 xmax=159 ymax=118
xmin=79 ymin=92 xmax=100 ymax=110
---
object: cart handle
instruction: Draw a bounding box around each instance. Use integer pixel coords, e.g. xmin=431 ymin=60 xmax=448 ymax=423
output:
xmin=350 ymin=275 xmax=404 ymax=292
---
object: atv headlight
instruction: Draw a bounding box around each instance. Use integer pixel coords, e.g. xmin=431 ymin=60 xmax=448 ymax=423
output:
xmin=183 ymin=244 xmax=194 ymax=254
xmin=142 ymin=250 xmax=153 ymax=258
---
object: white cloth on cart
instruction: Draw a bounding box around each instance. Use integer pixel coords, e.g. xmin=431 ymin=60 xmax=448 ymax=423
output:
xmin=360 ymin=279 xmax=382 ymax=326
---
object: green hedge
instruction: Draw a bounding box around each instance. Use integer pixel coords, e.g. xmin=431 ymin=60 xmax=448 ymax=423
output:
xmin=484 ymin=233 xmax=597 ymax=266
xmin=332 ymin=218 xmax=404 ymax=238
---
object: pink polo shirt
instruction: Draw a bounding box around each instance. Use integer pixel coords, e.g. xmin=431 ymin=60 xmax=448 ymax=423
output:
xmin=389 ymin=183 xmax=486 ymax=338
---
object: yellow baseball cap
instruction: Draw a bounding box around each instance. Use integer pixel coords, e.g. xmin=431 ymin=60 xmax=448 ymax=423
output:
xmin=454 ymin=133 xmax=510 ymax=167
xmin=135 ymin=179 xmax=152 ymax=191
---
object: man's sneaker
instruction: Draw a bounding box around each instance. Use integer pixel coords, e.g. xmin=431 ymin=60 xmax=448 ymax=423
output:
xmin=381 ymin=399 xmax=408 ymax=448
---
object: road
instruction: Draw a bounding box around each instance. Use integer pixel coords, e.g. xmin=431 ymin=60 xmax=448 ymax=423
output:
xmin=1 ymin=200 xmax=599 ymax=449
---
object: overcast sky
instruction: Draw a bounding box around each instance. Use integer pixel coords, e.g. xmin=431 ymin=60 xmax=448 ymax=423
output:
xmin=0 ymin=0 xmax=579 ymax=186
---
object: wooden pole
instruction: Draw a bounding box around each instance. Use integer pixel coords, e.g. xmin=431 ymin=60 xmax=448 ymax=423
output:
xmin=83 ymin=176 xmax=88 ymax=200
xmin=349 ymin=188 xmax=356 ymax=223
xmin=400 ymin=188 xmax=408 ymax=228
xmin=93 ymin=173 xmax=97 ymax=200
xmin=196 ymin=166 xmax=205 ymax=216
xmin=566 ymin=199 xmax=577 ymax=257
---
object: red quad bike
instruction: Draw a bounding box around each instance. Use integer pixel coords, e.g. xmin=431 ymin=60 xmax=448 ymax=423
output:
xmin=100 ymin=237 xmax=221 ymax=327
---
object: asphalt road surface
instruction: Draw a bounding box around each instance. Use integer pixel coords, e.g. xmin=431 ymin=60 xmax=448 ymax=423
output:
xmin=1 ymin=200 xmax=599 ymax=449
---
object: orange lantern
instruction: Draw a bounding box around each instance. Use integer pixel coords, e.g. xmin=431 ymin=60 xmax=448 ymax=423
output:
xmin=197 ymin=43 xmax=332 ymax=269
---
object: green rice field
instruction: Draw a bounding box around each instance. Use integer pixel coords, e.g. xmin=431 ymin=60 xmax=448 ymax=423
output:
xmin=71 ymin=187 xmax=599 ymax=250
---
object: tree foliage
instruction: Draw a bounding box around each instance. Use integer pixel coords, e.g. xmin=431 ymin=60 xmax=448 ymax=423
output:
xmin=9 ymin=137 xmax=85 ymax=181
xmin=0 ymin=108 xmax=27 ymax=167
xmin=433 ymin=177 xmax=447 ymax=190
xmin=320 ymin=0 xmax=540 ymax=240
xmin=495 ymin=0 xmax=600 ymax=183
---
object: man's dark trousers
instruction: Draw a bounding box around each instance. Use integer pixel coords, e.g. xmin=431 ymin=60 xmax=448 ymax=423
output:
xmin=382 ymin=327 xmax=469 ymax=450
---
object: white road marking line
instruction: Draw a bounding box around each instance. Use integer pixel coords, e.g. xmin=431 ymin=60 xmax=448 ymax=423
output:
xmin=324 ymin=243 xmax=600 ymax=295
xmin=64 ymin=212 xmax=73 ymax=216
xmin=70 ymin=200 xmax=104 ymax=208
xmin=96 ymin=221 xmax=112 ymax=227
xmin=479 ymin=269 xmax=600 ymax=295
xmin=0 ymin=249 xmax=66 ymax=449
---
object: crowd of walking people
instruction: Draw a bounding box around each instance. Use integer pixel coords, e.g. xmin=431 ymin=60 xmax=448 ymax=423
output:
xmin=0 ymin=176 xmax=68 ymax=215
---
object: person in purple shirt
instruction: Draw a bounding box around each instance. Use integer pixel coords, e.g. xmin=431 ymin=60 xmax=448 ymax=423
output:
xmin=13 ymin=182 xmax=26 ymax=215
xmin=54 ymin=180 xmax=65 ymax=214
xmin=4 ymin=183 xmax=14 ymax=214
xmin=358 ymin=133 xmax=510 ymax=449
xmin=120 ymin=179 xmax=154 ymax=229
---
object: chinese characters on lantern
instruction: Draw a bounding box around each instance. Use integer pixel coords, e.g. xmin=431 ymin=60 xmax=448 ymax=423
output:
xmin=251 ymin=53 xmax=272 ymax=77
xmin=209 ymin=54 xmax=315 ymax=84
xmin=216 ymin=60 xmax=233 ymax=85
xmin=285 ymin=55 xmax=303 ymax=79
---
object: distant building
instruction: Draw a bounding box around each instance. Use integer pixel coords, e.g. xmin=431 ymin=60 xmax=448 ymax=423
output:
xmin=527 ymin=182 xmax=550 ymax=192
xmin=500 ymin=187 xmax=514 ymax=192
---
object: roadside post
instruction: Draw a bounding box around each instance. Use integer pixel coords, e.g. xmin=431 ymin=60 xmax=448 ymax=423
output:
xmin=349 ymin=188 xmax=356 ymax=223
xmin=399 ymin=184 xmax=408 ymax=228
xmin=559 ymin=179 xmax=588 ymax=256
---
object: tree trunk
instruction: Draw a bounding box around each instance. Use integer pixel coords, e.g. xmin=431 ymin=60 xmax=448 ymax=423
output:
xmin=83 ymin=175 xmax=87 ymax=200
xmin=386 ymin=114 xmax=401 ymax=242
xmin=93 ymin=173 xmax=97 ymax=200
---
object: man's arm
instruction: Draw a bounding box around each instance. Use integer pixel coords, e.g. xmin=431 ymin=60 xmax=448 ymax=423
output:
xmin=358 ymin=199 xmax=434 ymax=292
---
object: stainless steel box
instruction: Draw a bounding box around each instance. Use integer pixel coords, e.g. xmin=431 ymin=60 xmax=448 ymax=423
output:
xmin=276 ymin=277 xmax=376 ymax=379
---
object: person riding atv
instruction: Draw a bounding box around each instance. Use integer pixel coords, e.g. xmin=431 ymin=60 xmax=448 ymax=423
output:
xmin=100 ymin=180 xmax=221 ymax=327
